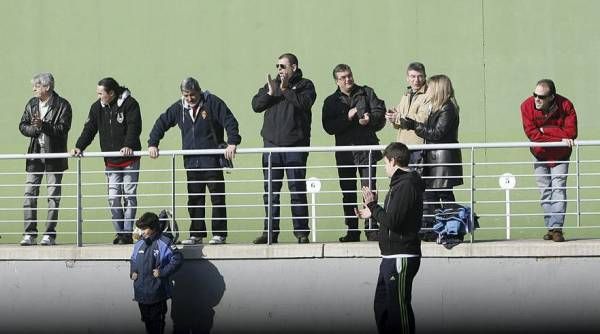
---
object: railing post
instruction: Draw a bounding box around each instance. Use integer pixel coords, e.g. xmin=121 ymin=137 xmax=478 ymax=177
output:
xmin=575 ymin=143 xmax=581 ymax=227
xmin=469 ymin=146 xmax=475 ymax=242
xmin=76 ymin=158 xmax=83 ymax=247
xmin=367 ymin=149 xmax=373 ymax=231
xmin=171 ymin=155 xmax=176 ymax=224
xmin=267 ymin=152 xmax=273 ymax=245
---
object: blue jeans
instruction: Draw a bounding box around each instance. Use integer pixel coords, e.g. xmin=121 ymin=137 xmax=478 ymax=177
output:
xmin=534 ymin=160 xmax=568 ymax=229
xmin=23 ymin=171 xmax=63 ymax=238
xmin=105 ymin=160 xmax=140 ymax=234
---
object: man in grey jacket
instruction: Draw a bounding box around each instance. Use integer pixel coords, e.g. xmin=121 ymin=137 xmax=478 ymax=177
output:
xmin=18 ymin=72 xmax=72 ymax=246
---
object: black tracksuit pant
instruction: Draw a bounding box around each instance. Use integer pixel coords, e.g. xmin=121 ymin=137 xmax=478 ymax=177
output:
xmin=374 ymin=257 xmax=421 ymax=334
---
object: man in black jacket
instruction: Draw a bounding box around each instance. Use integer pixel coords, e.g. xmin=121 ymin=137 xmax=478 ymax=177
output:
xmin=322 ymin=64 xmax=386 ymax=242
xmin=18 ymin=72 xmax=72 ymax=246
xmin=71 ymin=77 xmax=142 ymax=245
xmin=251 ymin=53 xmax=316 ymax=244
xmin=148 ymin=77 xmax=241 ymax=245
xmin=356 ymin=142 xmax=424 ymax=334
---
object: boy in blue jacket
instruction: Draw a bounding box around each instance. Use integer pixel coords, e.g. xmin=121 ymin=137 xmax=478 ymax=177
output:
xmin=130 ymin=212 xmax=183 ymax=334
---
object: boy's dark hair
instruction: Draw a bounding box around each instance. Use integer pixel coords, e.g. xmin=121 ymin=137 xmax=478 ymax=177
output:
xmin=383 ymin=142 xmax=410 ymax=167
xmin=136 ymin=212 xmax=160 ymax=230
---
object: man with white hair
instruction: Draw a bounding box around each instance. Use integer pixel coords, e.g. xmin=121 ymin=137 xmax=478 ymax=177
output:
xmin=18 ymin=72 xmax=72 ymax=246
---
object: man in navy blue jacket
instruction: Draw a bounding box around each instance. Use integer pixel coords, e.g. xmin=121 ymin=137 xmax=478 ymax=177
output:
xmin=130 ymin=212 xmax=183 ymax=334
xmin=148 ymin=77 xmax=241 ymax=245
xmin=356 ymin=142 xmax=424 ymax=334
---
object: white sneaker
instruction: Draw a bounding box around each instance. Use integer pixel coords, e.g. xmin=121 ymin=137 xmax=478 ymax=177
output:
xmin=39 ymin=235 xmax=56 ymax=246
xmin=181 ymin=236 xmax=203 ymax=245
xmin=209 ymin=236 xmax=226 ymax=244
xmin=19 ymin=234 xmax=36 ymax=246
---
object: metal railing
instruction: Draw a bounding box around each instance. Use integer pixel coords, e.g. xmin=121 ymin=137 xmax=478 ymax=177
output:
xmin=1 ymin=140 xmax=599 ymax=246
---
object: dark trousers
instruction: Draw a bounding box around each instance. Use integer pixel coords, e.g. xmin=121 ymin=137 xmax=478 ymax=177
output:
xmin=262 ymin=149 xmax=309 ymax=237
xmin=138 ymin=300 xmax=167 ymax=334
xmin=423 ymin=187 xmax=456 ymax=211
xmin=374 ymin=257 xmax=421 ymax=334
xmin=187 ymin=170 xmax=227 ymax=238
xmin=336 ymin=152 xmax=378 ymax=232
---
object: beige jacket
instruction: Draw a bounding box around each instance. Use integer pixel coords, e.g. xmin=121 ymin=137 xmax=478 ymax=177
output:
xmin=392 ymin=85 xmax=430 ymax=144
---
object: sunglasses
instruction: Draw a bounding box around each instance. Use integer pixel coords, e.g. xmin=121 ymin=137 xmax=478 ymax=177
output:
xmin=275 ymin=64 xmax=287 ymax=69
xmin=533 ymin=92 xmax=551 ymax=100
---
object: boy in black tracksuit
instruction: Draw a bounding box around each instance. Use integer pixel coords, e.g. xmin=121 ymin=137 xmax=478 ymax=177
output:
xmin=131 ymin=212 xmax=183 ymax=334
xmin=356 ymin=142 xmax=425 ymax=334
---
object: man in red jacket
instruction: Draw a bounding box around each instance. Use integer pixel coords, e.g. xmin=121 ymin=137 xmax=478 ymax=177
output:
xmin=520 ymin=79 xmax=577 ymax=242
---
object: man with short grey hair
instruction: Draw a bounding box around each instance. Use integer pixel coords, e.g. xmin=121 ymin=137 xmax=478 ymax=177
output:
xmin=18 ymin=72 xmax=72 ymax=246
xmin=148 ymin=77 xmax=241 ymax=245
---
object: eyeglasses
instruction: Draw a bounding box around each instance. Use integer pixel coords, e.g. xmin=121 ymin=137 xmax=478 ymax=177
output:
xmin=275 ymin=64 xmax=287 ymax=69
xmin=533 ymin=92 xmax=551 ymax=100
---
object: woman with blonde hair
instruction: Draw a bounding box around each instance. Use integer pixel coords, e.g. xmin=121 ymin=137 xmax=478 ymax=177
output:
xmin=398 ymin=74 xmax=463 ymax=215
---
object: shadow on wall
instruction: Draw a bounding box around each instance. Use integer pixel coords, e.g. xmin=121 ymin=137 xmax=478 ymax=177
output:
xmin=171 ymin=251 xmax=226 ymax=334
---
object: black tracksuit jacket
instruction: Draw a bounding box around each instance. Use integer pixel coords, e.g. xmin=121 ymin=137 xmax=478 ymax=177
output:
xmin=367 ymin=169 xmax=425 ymax=256
xmin=251 ymin=69 xmax=316 ymax=147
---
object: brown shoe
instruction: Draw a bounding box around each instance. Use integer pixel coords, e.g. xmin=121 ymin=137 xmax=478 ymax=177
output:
xmin=543 ymin=230 xmax=554 ymax=241
xmin=552 ymin=229 xmax=565 ymax=242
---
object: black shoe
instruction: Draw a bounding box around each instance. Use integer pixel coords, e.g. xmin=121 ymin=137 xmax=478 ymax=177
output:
xmin=120 ymin=234 xmax=133 ymax=245
xmin=365 ymin=231 xmax=379 ymax=242
xmin=339 ymin=232 xmax=360 ymax=242
xmin=113 ymin=235 xmax=121 ymax=245
xmin=253 ymin=234 xmax=278 ymax=244
xmin=297 ymin=236 xmax=310 ymax=244
xmin=543 ymin=229 xmax=554 ymax=241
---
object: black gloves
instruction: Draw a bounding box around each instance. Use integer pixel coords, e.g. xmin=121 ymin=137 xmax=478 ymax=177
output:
xmin=399 ymin=117 xmax=416 ymax=130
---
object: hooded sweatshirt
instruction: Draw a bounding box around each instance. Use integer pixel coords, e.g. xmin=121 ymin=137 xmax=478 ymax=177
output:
xmin=367 ymin=169 xmax=425 ymax=256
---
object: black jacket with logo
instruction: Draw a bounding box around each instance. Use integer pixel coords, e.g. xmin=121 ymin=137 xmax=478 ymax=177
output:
xmin=367 ymin=169 xmax=425 ymax=256
xmin=75 ymin=90 xmax=142 ymax=165
xmin=252 ymin=69 xmax=316 ymax=147
xmin=19 ymin=91 xmax=72 ymax=172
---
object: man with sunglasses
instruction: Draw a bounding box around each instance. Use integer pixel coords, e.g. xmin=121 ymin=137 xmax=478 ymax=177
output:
xmin=251 ymin=53 xmax=316 ymax=244
xmin=520 ymin=79 xmax=578 ymax=242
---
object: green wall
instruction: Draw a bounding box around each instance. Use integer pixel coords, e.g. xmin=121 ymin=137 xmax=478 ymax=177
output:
xmin=1 ymin=0 xmax=598 ymax=242
xmin=2 ymin=0 xmax=598 ymax=148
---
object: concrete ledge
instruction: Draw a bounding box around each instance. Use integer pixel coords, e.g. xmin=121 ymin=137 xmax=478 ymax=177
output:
xmin=2 ymin=239 xmax=600 ymax=260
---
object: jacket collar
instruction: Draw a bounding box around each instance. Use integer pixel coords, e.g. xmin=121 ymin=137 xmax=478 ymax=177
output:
xmin=405 ymin=84 xmax=427 ymax=96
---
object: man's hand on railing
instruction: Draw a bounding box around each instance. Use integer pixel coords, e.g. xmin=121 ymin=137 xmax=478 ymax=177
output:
xmin=562 ymin=138 xmax=575 ymax=147
xmin=70 ymin=148 xmax=83 ymax=157
xmin=120 ymin=147 xmax=133 ymax=156
xmin=224 ymin=144 xmax=237 ymax=160
xmin=148 ymin=146 xmax=160 ymax=159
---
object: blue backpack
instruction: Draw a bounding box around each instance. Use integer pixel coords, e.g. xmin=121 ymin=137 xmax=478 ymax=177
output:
xmin=432 ymin=205 xmax=478 ymax=249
